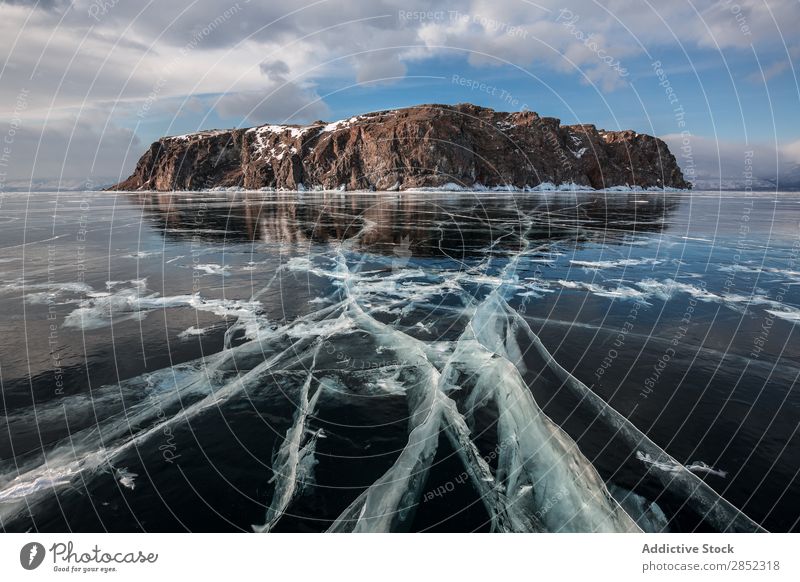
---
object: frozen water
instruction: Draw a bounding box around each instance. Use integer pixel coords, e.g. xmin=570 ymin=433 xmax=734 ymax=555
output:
xmin=0 ymin=190 xmax=792 ymax=532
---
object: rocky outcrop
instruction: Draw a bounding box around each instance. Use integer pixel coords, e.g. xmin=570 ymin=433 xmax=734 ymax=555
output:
xmin=110 ymin=104 xmax=690 ymax=192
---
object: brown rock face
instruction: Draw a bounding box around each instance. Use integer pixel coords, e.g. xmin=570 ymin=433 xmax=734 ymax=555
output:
xmin=110 ymin=104 xmax=690 ymax=192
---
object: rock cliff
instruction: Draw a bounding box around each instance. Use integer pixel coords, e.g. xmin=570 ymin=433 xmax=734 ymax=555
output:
xmin=110 ymin=103 xmax=689 ymax=191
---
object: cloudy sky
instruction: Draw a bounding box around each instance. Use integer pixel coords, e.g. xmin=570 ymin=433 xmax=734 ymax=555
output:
xmin=1 ymin=0 xmax=798 ymax=187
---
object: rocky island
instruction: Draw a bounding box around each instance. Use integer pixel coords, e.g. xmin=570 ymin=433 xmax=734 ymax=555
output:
xmin=110 ymin=103 xmax=689 ymax=192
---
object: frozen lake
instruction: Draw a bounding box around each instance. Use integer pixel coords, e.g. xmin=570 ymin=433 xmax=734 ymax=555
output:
xmin=0 ymin=190 xmax=798 ymax=532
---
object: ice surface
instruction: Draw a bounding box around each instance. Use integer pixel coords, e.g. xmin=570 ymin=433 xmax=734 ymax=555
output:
xmin=0 ymin=201 xmax=766 ymax=533
xmin=116 ymin=468 xmax=138 ymax=490
xmin=558 ymin=280 xmax=650 ymax=302
xmin=570 ymin=258 xmax=661 ymax=270
xmin=253 ymin=343 xmax=325 ymax=532
xmin=179 ymin=326 xmax=209 ymax=339
xmin=59 ymin=281 xmax=265 ymax=333
xmin=192 ymin=263 xmax=230 ymax=276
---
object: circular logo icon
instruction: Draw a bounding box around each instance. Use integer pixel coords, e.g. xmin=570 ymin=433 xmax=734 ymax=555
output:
xmin=20 ymin=542 xmax=46 ymax=570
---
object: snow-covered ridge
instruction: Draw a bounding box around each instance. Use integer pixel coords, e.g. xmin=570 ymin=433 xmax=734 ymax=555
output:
xmin=166 ymin=129 xmax=230 ymax=141
xmin=245 ymin=124 xmax=316 ymax=138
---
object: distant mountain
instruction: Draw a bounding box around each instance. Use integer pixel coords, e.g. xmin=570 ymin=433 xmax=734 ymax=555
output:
xmin=690 ymin=166 xmax=800 ymax=192
xmin=1 ymin=178 xmax=116 ymax=192
xmin=776 ymin=163 xmax=800 ymax=190
xmin=109 ymin=103 xmax=689 ymax=192
xmin=689 ymin=178 xmax=784 ymax=191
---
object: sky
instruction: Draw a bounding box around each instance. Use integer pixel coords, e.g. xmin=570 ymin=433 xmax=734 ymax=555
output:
xmin=0 ymin=0 xmax=798 ymax=188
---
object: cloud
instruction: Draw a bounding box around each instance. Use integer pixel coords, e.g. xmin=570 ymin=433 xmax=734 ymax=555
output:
xmin=661 ymin=133 xmax=800 ymax=187
xmin=780 ymin=139 xmax=800 ymax=165
xmin=0 ymin=112 xmax=140 ymax=182
xmin=747 ymin=59 xmax=789 ymax=83
xmin=214 ymin=83 xmax=329 ymax=124
xmin=0 ymin=0 xmax=797 ymax=182
xmin=355 ymin=52 xmax=408 ymax=84
xmin=3 ymin=0 xmax=796 ymax=118
xmin=4 ymin=0 xmax=68 ymax=9
xmin=214 ymin=56 xmax=329 ymax=123
xmin=260 ymin=60 xmax=291 ymax=79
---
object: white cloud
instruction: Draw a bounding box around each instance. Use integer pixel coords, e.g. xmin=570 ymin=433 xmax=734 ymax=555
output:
xmin=0 ymin=0 xmax=796 ymax=182
xmin=4 ymin=0 xmax=792 ymax=119
xmin=780 ymin=139 xmax=800 ymax=165
xmin=355 ymin=52 xmax=408 ymax=84
xmin=214 ymin=83 xmax=329 ymax=124
xmin=1 ymin=111 xmax=139 ymax=182
xmin=747 ymin=59 xmax=790 ymax=83
xmin=661 ymin=133 xmax=800 ymax=187
xmin=214 ymin=54 xmax=329 ymax=124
